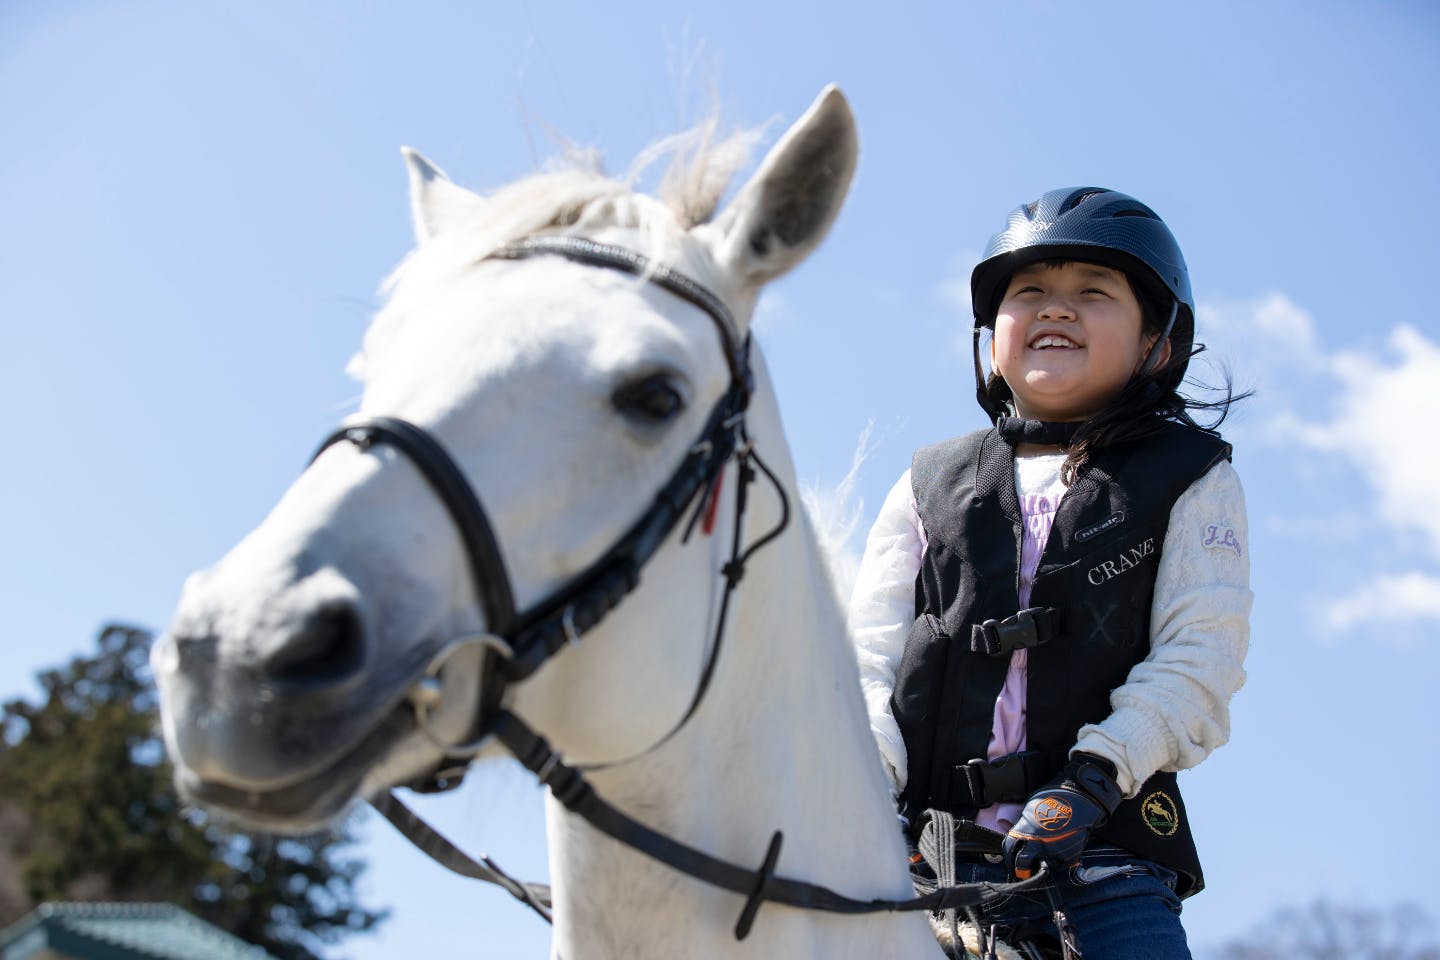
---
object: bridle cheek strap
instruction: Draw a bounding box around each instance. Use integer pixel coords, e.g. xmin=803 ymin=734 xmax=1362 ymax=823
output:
xmin=314 ymin=417 xmax=518 ymax=638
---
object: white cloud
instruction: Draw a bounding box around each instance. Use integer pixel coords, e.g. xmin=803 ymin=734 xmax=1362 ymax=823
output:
xmin=1249 ymin=293 xmax=1317 ymax=347
xmin=1193 ymin=292 xmax=1327 ymax=397
xmin=1201 ymin=294 xmax=1440 ymax=636
xmin=1288 ymin=324 xmax=1440 ymax=559
xmin=1319 ymin=571 xmax=1440 ymax=637
xmin=1198 ymin=297 xmax=1440 ymax=556
xmin=1200 ymin=292 xmax=1322 ymax=361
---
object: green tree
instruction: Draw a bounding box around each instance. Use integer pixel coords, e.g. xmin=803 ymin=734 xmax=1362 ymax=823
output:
xmin=0 ymin=624 xmax=386 ymax=960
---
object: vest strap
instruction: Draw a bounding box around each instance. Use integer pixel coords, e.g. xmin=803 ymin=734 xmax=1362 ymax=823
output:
xmin=969 ymin=607 xmax=1061 ymax=657
xmin=953 ymin=749 xmax=1066 ymax=807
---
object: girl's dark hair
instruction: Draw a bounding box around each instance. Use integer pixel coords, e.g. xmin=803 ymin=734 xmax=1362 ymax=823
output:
xmin=983 ymin=266 xmax=1250 ymax=484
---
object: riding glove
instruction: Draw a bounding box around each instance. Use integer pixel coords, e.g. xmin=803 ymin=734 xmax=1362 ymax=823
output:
xmin=1004 ymin=753 xmax=1124 ymax=880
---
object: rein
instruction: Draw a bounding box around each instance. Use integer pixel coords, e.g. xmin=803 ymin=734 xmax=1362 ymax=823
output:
xmin=315 ymin=234 xmax=1046 ymax=940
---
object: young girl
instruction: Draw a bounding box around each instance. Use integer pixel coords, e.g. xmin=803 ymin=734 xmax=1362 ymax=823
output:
xmin=850 ymin=187 xmax=1250 ymax=959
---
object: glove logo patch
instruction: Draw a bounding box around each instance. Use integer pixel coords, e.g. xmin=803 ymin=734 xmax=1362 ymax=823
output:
xmin=1035 ymin=797 xmax=1074 ymax=831
xmin=1141 ymin=790 xmax=1180 ymax=837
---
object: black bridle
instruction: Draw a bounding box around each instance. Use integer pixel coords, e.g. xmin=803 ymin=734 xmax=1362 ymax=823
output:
xmin=313 ymin=234 xmax=1046 ymax=940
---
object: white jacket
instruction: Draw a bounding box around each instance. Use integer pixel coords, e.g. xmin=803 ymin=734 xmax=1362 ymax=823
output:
xmin=848 ymin=453 xmax=1252 ymax=798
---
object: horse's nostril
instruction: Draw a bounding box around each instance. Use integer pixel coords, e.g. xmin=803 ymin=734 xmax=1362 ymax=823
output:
xmin=265 ymin=604 xmax=366 ymax=686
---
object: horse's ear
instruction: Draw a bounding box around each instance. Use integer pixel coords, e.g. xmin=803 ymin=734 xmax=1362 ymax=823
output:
xmin=404 ymin=147 xmax=486 ymax=243
xmin=703 ymin=85 xmax=858 ymax=289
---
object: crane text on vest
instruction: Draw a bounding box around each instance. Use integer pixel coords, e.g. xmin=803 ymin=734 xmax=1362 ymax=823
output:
xmin=1086 ymin=537 xmax=1156 ymax=585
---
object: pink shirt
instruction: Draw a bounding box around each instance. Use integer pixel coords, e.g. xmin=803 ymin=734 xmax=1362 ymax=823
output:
xmin=976 ymin=456 xmax=1065 ymax=832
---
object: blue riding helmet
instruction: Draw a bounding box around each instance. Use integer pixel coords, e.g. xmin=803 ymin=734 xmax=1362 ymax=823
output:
xmin=969 ymin=188 xmax=1195 ymax=417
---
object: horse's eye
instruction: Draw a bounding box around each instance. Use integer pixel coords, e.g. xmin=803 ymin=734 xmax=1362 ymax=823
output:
xmin=612 ymin=374 xmax=685 ymax=424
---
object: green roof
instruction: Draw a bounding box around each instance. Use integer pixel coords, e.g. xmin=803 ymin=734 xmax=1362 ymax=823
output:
xmin=0 ymin=903 xmax=280 ymax=960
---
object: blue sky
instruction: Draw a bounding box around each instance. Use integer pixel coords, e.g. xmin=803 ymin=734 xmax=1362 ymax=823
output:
xmin=3 ymin=1 xmax=1438 ymax=956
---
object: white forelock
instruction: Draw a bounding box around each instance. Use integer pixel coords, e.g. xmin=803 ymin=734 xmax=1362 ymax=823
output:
xmin=348 ymin=120 xmax=762 ymax=385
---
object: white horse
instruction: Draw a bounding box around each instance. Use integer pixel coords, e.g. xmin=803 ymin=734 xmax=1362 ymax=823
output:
xmin=151 ymin=86 xmax=1003 ymax=959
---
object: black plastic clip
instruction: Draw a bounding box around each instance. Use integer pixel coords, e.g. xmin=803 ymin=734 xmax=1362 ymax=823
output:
xmin=734 ymin=830 xmax=784 ymax=941
xmin=970 ymin=607 xmax=1054 ymax=656
xmin=962 ymin=754 xmax=1029 ymax=807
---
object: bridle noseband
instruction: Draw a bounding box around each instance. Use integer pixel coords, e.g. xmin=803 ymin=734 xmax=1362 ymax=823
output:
xmin=312 ymin=234 xmax=1045 ymax=938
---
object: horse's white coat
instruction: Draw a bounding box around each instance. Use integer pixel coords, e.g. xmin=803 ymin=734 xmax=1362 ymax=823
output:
xmin=153 ymin=87 xmax=947 ymax=958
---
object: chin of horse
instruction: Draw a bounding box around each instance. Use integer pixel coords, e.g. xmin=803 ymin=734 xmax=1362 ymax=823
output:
xmin=169 ymin=705 xmax=419 ymax=833
xmin=155 ymin=557 xmax=491 ymax=834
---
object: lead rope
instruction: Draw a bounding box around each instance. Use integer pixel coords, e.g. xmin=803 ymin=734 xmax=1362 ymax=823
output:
xmin=490 ymin=707 xmax=1053 ymax=939
xmin=371 ymin=791 xmax=553 ymax=923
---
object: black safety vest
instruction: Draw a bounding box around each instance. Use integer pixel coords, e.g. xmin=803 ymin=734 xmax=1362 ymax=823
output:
xmin=891 ymin=421 xmax=1231 ymax=898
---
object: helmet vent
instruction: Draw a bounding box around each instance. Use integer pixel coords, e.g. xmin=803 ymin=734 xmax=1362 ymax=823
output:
xmin=1024 ymin=201 xmax=1040 ymax=219
xmin=1113 ymin=207 xmax=1159 ymax=220
xmin=1059 ymin=189 xmax=1106 ymax=214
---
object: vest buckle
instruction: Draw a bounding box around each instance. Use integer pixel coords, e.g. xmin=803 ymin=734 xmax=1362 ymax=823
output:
xmin=970 ymin=607 xmax=1056 ymax=656
xmin=958 ymin=751 xmax=1046 ymax=806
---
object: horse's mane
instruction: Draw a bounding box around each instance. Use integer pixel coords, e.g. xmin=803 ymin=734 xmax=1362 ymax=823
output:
xmin=348 ymin=119 xmax=764 ymax=384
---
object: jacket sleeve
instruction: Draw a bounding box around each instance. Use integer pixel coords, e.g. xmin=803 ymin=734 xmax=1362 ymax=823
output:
xmin=1073 ymin=459 xmax=1252 ymax=796
xmin=848 ymin=469 xmax=924 ymax=792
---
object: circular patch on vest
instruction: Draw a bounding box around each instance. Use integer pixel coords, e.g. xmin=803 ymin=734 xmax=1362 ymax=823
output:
xmin=1141 ymin=791 xmax=1180 ymax=837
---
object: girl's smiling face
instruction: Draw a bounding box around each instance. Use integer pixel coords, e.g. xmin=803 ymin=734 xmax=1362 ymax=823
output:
xmin=991 ymin=260 xmax=1163 ymax=422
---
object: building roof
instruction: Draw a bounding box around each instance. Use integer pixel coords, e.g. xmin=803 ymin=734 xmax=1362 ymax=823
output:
xmin=0 ymin=903 xmax=280 ymax=960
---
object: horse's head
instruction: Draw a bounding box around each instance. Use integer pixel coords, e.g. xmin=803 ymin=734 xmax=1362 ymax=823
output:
xmin=152 ymin=87 xmax=858 ymax=832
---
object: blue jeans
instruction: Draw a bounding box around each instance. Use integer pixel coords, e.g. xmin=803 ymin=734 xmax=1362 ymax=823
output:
xmin=948 ymin=845 xmax=1191 ymax=959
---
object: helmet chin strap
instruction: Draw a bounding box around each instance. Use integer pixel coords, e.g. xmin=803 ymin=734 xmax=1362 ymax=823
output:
xmin=973 ymin=325 xmax=1007 ymax=424
xmin=1136 ymin=299 xmax=1179 ymax=379
xmin=995 ymin=417 xmax=1082 ymax=448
